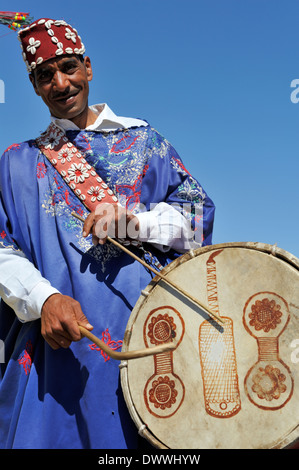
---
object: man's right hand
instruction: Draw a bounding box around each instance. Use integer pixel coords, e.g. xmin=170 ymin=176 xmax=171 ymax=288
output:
xmin=82 ymin=203 xmax=140 ymax=245
xmin=41 ymin=293 xmax=93 ymax=350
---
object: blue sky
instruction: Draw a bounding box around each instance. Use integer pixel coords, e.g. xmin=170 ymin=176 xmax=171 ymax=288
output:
xmin=0 ymin=0 xmax=298 ymax=258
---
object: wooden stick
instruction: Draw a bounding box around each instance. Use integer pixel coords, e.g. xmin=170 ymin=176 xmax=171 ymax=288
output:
xmin=79 ymin=325 xmax=176 ymax=360
xmin=72 ymin=211 xmax=224 ymax=325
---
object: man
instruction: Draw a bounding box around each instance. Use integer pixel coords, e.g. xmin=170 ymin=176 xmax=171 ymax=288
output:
xmin=0 ymin=18 xmax=215 ymax=449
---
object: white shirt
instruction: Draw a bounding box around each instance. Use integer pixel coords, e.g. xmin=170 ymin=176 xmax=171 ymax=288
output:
xmin=0 ymin=104 xmax=198 ymax=322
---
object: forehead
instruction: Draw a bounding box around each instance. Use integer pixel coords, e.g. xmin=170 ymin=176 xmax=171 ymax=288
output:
xmin=34 ymin=55 xmax=82 ymax=74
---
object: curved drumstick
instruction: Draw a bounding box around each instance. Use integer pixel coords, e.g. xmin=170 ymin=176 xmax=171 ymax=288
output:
xmin=71 ymin=211 xmax=224 ymax=325
xmin=79 ymin=325 xmax=176 ymax=360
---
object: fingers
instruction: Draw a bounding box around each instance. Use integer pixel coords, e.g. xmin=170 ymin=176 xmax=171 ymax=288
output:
xmin=82 ymin=205 xmax=111 ymax=245
xmin=81 ymin=204 xmax=139 ymax=245
xmin=82 ymin=212 xmax=96 ymax=238
xmin=41 ymin=294 xmax=93 ymax=350
xmin=45 ymin=331 xmax=72 ymax=350
xmin=94 ymin=211 xmax=111 ymax=244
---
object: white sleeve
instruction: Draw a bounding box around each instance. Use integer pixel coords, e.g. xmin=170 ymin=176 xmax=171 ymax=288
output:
xmin=0 ymin=247 xmax=60 ymax=322
xmin=135 ymin=202 xmax=201 ymax=253
xmin=0 ymin=203 xmax=194 ymax=324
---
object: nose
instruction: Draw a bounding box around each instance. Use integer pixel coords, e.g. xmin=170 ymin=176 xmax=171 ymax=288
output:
xmin=52 ymin=71 xmax=70 ymax=92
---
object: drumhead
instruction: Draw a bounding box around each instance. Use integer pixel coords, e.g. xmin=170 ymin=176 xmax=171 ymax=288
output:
xmin=120 ymin=242 xmax=299 ymax=449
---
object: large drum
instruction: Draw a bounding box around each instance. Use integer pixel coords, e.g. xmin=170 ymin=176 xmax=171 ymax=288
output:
xmin=120 ymin=242 xmax=299 ymax=449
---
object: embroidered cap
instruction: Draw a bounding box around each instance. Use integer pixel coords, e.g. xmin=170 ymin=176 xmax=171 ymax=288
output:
xmin=18 ymin=18 xmax=85 ymax=73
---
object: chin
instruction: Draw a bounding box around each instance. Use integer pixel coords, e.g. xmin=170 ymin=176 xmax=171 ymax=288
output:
xmin=51 ymin=105 xmax=83 ymax=121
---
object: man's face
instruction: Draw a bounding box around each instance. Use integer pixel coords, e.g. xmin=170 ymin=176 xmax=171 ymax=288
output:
xmin=30 ymin=55 xmax=93 ymax=121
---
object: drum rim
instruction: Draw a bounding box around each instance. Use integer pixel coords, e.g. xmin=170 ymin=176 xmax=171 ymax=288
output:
xmin=120 ymin=241 xmax=299 ymax=449
xmin=160 ymin=241 xmax=299 ymax=277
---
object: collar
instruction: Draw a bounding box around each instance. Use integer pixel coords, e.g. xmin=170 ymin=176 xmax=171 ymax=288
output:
xmin=51 ymin=103 xmax=148 ymax=132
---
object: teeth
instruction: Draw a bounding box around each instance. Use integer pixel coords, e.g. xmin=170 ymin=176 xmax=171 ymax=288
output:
xmin=54 ymin=92 xmax=78 ymax=103
xmin=60 ymin=95 xmax=74 ymax=101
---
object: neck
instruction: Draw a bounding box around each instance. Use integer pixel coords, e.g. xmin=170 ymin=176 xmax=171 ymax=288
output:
xmin=69 ymin=106 xmax=98 ymax=129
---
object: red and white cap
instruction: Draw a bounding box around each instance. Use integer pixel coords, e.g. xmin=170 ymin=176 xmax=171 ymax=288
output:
xmin=18 ymin=18 xmax=85 ymax=73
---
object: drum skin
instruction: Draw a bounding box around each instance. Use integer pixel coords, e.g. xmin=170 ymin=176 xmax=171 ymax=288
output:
xmin=120 ymin=242 xmax=299 ymax=449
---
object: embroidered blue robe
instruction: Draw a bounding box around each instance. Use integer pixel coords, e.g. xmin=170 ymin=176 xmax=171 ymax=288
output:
xmin=0 ymin=125 xmax=215 ymax=449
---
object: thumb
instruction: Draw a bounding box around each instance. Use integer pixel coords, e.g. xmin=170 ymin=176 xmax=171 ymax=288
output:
xmin=76 ymin=312 xmax=94 ymax=332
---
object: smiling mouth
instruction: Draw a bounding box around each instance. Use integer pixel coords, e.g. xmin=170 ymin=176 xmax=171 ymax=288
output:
xmin=54 ymin=90 xmax=80 ymax=105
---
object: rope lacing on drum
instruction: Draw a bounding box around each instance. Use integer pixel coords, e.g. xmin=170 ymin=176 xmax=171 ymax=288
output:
xmin=138 ymin=424 xmax=147 ymax=436
xmin=119 ymin=361 xmax=128 ymax=369
xmin=270 ymin=243 xmax=278 ymax=256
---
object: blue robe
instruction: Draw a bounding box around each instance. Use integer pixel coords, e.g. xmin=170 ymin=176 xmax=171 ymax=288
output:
xmin=0 ymin=125 xmax=215 ymax=449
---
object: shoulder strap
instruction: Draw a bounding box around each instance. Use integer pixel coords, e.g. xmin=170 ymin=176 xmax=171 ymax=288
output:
xmin=36 ymin=123 xmax=118 ymax=212
xmin=36 ymin=124 xmax=164 ymax=259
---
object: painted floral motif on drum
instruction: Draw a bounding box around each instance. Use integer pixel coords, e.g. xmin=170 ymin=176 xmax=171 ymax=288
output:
xmin=143 ymin=307 xmax=185 ymax=418
xmin=148 ymin=375 xmax=178 ymax=410
xmin=147 ymin=313 xmax=177 ymax=345
xmin=251 ymin=364 xmax=287 ymax=401
xmin=248 ymin=298 xmax=282 ymax=333
xmin=243 ymin=291 xmax=294 ymax=410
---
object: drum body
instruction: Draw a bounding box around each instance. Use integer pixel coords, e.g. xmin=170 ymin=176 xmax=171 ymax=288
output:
xmin=120 ymin=242 xmax=299 ymax=449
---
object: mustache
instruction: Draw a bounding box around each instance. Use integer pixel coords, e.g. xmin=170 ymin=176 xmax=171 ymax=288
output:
xmin=52 ymin=87 xmax=79 ymax=101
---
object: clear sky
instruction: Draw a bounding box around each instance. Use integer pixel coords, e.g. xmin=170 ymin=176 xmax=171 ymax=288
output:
xmin=0 ymin=0 xmax=298 ymax=259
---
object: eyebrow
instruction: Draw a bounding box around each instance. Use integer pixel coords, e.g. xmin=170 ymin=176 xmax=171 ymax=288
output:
xmin=35 ymin=57 xmax=81 ymax=77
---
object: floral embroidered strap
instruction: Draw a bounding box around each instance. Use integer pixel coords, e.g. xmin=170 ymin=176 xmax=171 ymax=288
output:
xmin=36 ymin=123 xmax=119 ymax=212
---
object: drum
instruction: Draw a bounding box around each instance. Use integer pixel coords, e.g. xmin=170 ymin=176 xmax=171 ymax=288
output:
xmin=120 ymin=242 xmax=299 ymax=449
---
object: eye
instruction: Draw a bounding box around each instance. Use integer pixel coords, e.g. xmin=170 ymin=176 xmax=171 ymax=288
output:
xmin=36 ymin=69 xmax=52 ymax=83
xmin=62 ymin=62 xmax=78 ymax=74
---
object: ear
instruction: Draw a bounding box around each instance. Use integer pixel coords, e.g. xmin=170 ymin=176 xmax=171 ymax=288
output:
xmin=29 ymin=73 xmax=41 ymax=96
xmin=83 ymin=56 xmax=93 ymax=82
